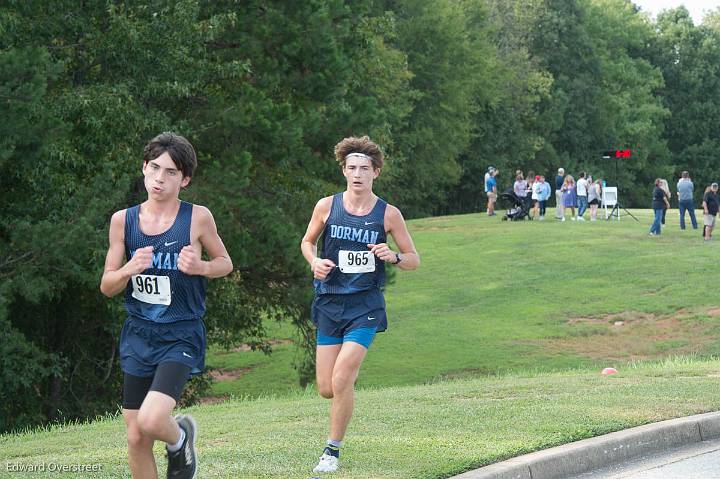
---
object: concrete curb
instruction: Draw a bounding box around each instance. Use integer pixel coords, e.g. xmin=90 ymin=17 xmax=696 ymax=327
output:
xmin=450 ymin=411 xmax=720 ymax=479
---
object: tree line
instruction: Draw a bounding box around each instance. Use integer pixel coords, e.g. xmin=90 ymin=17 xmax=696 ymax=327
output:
xmin=1 ymin=0 xmax=719 ymax=432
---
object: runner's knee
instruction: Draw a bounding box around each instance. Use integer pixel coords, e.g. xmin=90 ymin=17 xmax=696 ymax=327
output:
xmin=318 ymin=383 xmax=334 ymax=399
xmin=136 ymin=408 xmax=166 ymax=437
xmin=331 ymin=370 xmax=355 ymax=394
xmin=126 ymin=422 xmax=153 ymax=451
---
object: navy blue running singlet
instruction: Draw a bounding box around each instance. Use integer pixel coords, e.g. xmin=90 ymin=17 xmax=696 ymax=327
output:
xmin=314 ymin=193 xmax=388 ymax=295
xmin=124 ymin=201 xmax=206 ymax=323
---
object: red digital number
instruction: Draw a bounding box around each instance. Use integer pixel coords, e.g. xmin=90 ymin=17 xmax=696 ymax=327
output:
xmin=615 ymin=149 xmax=631 ymax=158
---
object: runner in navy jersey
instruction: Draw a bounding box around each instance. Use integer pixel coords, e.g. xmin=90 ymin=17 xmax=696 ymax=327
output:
xmin=100 ymin=132 xmax=232 ymax=479
xmin=301 ymin=136 xmax=420 ymax=473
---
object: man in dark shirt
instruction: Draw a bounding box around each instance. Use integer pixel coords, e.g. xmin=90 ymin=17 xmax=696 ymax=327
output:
xmin=702 ymin=182 xmax=719 ymax=241
xmin=555 ymin=167 xmax=565 ymax=219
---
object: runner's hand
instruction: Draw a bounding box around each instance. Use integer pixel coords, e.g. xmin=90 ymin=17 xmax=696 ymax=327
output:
xmin=368 ymin=243 xmax=396 ymax=263
xmin=178 ymin=245 xmax=205 ymax=276
xmin=312 ymin=258 xmax=336 ymax=280
xmin=125 ymin=246 xmax=153 ymax=275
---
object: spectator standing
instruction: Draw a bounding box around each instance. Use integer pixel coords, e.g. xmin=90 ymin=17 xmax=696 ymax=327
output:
xmin=576 ymin=172 xmax=589 ymax=221
xmin=561 ymin=175 xmax=577 ymax=221
xmin=649 ymin=178 xmax=665 ymax=236
xmin=587 ymin=178 xmax=602 ymax=221
xmin=532 ymin=175 xmax=551 ymax=220
xmin=703 ymin=183 xmax=719 ymax=241
xmin=659 ymin=179 xmax=671 ymax=225
xmin=677 ymin=171 xmax=698 ymax=230
xmin=513 ymin=172 xmax=527 ymax=198
xmin=531 ymin=175 xmax=540 ymax=219
xmin=485 ymin=167 xmax=498 ymax=216
xmin=555 ymin=168 xmax=565 ymax=219
xmin=526 ymin=171 xmax=536 ymax=196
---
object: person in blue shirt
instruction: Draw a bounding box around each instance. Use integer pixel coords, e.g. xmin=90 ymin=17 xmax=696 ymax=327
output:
xmin=100 ymin=133 xmax=233 ymax=479
xmin=301 ymin=136 xmax=420 ymax=473
xmin=677 ymin=171 xmax=698 ymax=230
xmin=485 ymin=167 xmax=498 ymax=216
xmin=531 ymin=175 xmax=552 ymax=220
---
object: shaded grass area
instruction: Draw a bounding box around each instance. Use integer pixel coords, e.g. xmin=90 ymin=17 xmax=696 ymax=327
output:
xmin=207 ymin=209 xmax=720 ymax=398
xmin=5 ymin=358 xmax=720 ymax=478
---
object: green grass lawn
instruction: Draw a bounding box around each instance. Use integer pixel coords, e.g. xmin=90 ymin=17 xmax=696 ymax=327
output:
xmin=5 ymin=357 xmax=720 ymax=478
xmin=206 ymin=208 xmax=720 ymax=399
xmin=5 ymin=209 xmax=720 ymax=478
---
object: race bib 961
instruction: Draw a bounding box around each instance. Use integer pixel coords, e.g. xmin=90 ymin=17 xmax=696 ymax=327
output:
xmin=131 ymin=274 xmax=171 ymax=305
xmin=338 ymin=250 xmax=375 ymax=273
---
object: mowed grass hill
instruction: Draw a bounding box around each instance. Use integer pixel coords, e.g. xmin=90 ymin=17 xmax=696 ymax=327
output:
xmin=6 ymin=209 xmax=720 ymax=479
xmin=207 ymin=208 xmax=720 ymax=400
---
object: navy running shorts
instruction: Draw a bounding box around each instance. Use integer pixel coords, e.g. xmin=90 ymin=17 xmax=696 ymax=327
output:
xmin=312 ymin=288 xmax=387 ymax=348
xmin=119 ymin=316 xmax=206 ymax=378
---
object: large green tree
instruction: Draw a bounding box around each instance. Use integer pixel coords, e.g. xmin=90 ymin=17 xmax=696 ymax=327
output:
xmin=0 ymin=0 xmax=411 ymax=432
xmin=378 ymin=0 xmax=499 ymax=217
xmin=649 ymin=6 xmax=720 ymax=200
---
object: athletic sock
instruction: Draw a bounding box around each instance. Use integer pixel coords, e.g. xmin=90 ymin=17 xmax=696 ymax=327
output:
xmin=324 ymin=439 xmax=342 ymax=458
xmin=167 ymin=427 xmax=186 ymax=453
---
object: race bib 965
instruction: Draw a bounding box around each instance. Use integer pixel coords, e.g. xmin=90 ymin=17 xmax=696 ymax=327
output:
xmin=338 ymin=250 xmax=375 ymax=273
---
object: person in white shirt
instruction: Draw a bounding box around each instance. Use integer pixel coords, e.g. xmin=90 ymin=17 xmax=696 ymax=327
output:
xmin=531 ymin=175 xmax=541 ymax=219
xmin=576 ymin=172 xmax=589 ymax=221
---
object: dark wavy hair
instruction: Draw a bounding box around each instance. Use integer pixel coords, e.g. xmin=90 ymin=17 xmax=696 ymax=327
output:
xmin=143 ymin=132 xmax=197 ymax=178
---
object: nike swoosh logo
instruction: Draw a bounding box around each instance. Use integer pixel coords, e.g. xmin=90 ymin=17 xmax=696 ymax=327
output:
xmin=367 ymin=317 xmax=375 ymax=321
xmin=182 ymin=352 xmax=192 ymax=358
xmin=364 ymin=222 xmax=374 ymax=225
xmin=164 ymin=241 xmax=178 ymax=247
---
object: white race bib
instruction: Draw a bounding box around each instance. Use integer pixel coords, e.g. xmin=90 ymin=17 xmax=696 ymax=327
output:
xmin=338 ymin=250 xmax=375 ymax=273
xmin=131 ymin=274 xmax=171 ymax=305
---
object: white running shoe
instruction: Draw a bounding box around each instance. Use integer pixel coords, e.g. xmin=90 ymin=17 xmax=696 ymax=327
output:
xmin=577 ymin=217 xmax=585 ymax=221
xmin=561 ymin=217 xmax=566 ymax=222
xmin=313 ymin=452 xmax=339 ymax=473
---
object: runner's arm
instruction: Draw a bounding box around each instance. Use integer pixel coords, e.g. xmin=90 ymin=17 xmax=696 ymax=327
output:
xmin=300 ymin=197 xmax=332 ymax=266
xmin=100 ymin=210 xmax=152 ymax=297
xmin=191 ymin=206 xmax=233 ymax=279
xmin=301 ymin=197 xmax=335 ymax=279
xmin=371 ymin=205 xmax=419 ymax=271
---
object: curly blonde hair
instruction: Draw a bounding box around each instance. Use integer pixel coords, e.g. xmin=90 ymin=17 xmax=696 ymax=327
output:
xmin=334 ymin=136 xmax=384 ymax=170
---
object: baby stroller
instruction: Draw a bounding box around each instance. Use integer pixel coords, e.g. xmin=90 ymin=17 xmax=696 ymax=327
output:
xmin=500 ymin=188 xmax=533 ymax=221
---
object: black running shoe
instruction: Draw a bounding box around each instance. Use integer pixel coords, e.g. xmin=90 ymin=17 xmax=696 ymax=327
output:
xmin=167 ymin=414 xmax=197 ymax=479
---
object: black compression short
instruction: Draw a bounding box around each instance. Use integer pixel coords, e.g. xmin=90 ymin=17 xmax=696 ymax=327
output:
xmin=122 ymin=362 xmax=191 ymax=410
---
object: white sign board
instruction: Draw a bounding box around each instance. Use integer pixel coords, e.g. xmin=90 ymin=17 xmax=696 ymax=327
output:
xmin=603 ymin=186 xmax=618 ymax=220
xmin=602 ymin=187 xmax=618 ymax=206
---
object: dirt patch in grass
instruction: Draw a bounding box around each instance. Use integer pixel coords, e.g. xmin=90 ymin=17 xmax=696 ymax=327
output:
xmin=567 ymin=311 xmax=658 ymax=325
xmin=198 ymin=395 xmax=230 ymax=406
xmin=209 ymin=367 xmax=253 ymax=382
xmin=529 ymin=310 xmax=720 ymax=362
xmin=231 ymin=338 xmax=293 ymax=353
xmin=434 ymin=368 xmax=494 ymax=381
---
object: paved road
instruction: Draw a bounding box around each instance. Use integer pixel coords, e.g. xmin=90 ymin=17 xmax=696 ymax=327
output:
xmin=577 ymin=438 xmax=720 ymax=479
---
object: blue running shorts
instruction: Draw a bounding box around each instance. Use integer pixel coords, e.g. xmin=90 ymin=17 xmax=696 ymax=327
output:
xmin=312 ymin=288 xmax=386 ymax=349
